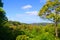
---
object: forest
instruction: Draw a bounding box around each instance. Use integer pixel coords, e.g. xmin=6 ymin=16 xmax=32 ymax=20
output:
xmin=0 ymin=0 xmax=60 ymax=40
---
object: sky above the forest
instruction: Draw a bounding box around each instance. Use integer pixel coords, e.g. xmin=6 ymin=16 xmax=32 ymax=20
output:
xmin=2 ymin=0 xmax=51 ymax=23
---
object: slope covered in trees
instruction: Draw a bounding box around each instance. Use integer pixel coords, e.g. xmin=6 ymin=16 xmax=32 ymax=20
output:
xmin=1 ymin=20 xmax=60 ymax=40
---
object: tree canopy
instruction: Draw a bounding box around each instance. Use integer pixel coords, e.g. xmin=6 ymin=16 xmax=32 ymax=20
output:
xmin=39 ymin=0 xmax=60 ymax=22
xmin=0 ymin=7 xmax=8 ymax=26
xmin=39 ymin=0 xmax=60 ymax=38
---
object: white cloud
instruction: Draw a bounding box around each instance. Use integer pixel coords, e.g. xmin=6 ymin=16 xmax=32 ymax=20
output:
xmin=22 ymin=5 xmax=32 ymax=9
xmin=25 ymin=11 xmax=38 ymax=16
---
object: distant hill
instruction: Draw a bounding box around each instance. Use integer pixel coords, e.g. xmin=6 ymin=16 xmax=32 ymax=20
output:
xmin=30 ymin=23 xmax=53 ymax=26
xmin=8 ymin=21 xmax=53 ymax=26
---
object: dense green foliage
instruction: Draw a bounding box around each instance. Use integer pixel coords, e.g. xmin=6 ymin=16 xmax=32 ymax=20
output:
xmin=1 ymin=21 xmax=60 ymax=40
xmin=0 ymin=7 xmax=8 ymax=26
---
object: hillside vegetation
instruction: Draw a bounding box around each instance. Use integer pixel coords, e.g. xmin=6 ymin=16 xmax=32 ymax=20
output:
xmin=0 ymin=20 xmax=60 ymax=40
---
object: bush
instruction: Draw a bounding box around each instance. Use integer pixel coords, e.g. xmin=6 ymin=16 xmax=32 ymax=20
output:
xmin=16 ymin=35 xmax=29 ymax=40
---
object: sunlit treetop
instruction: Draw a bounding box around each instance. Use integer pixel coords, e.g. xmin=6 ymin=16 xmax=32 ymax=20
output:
xmin=39 ymin=0 xmax=60 ymax=22
xmin=0 ymin=7 xmax=5 ymax=13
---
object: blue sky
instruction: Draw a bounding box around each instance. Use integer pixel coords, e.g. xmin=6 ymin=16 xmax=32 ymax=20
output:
xmin=2 ymin=0 xmax=51 ymax=23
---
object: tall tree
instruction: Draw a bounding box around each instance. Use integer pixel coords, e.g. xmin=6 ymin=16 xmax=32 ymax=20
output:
xmin=0 ymin=0 xmax=8 ymax=27
xmin=0 ymin=0 xmax=9 ymax=40
xmin=39 ymin=0 xmax=60 ymax=38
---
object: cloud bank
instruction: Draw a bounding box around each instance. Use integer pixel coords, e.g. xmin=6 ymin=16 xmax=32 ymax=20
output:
xmin=25 ymin=11 xmax=38 ymax=16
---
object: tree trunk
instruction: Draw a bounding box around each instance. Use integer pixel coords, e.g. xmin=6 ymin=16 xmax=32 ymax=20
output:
xmin=55 ymin=22 xmax=58 ymax=38
xmin=55 ymin=11 xmax=58 ymax=38
xmin=55 ymin=26 xmax=58 ymax=37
